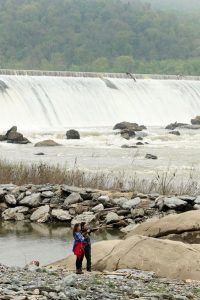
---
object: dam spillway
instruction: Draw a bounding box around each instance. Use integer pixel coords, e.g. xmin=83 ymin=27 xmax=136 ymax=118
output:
xmin=0 ymin=71 xmax=200 ymax=130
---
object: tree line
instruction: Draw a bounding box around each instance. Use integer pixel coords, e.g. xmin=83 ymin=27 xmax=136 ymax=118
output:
xmin=0 ymin=0 xmax=200 ymax=75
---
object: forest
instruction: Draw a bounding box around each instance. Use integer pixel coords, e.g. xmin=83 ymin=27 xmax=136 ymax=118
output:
xmin=0 ymin=0 xmax=200 ymax=75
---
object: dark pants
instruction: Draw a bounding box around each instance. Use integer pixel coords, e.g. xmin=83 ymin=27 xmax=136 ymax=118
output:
xmin=85 ymin=246 xmax=91 ymax=271
xmin=76 ymin=255 xmax=84 ymax=271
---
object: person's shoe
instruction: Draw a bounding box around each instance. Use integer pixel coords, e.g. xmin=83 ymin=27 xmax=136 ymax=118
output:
xmin=76 ymin=269 xmax=84 ymax=274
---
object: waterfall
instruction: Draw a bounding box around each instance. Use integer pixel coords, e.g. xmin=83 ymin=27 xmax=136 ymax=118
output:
xmin=0 ymin=74 xmax=200 ymax=130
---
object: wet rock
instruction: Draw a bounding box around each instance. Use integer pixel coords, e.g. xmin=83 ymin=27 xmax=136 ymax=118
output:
xmin=5 ymin=194 xmax=16 ymax=205
xmin=165 ymin=122 xmax=188 ymax=130
xmin=30 ymin=205 xmax=50 ymax=223
xmin=121 ymin=144 xmax=137 ymax=148
xmin=120 ymin=128 xmax=135 ymax=140
xmin=106 ymin=212 xmax=120 ymax=224
xmin=34 ymin=140 xmax=61 ymax=147
xmin=0 ymin=126 xmax=30 ymax=144
xmin=169 ymin=131 xmax=180 ymax=136
xmin=51 ymin=209 xmax=72 ymax=221
xmin=191 ymin=115 xmax=200 ymax=125
xmin=145 ymin=153 xmax=158 ymax=160
xmin=35 ymin=152 xmax=45 ymax=155
xmin=19 ymin=193 xmax=41 ymax=207
xmin=66 ymin=129 xmax=80 ymax=140
xmin=122 ymin=197 xmax=142 ymax=209
xmin=113 ymin=121 xmax=146 ymax=131
xmin=136 ymin=142 xmax=144 ymax=145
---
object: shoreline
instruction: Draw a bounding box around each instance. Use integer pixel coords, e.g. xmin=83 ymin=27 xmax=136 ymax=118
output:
xmin=1 ymin=264 xmax=200 ymax=300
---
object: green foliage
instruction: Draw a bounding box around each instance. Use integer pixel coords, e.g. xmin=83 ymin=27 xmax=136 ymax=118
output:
xmin=0 ymin=0 xmax=200 ymax=75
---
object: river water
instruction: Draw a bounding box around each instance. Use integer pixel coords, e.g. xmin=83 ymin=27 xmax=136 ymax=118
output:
xmin=0 ymin=221 xmax=122 ymax=267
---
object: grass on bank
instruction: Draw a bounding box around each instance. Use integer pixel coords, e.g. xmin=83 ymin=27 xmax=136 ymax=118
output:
xmin=0 ymin=159 xmax=199 ymax=196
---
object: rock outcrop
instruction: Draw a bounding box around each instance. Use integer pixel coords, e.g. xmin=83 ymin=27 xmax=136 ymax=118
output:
xmin=0 ymin=126 xmax=30 ymax=144
xmin=127 ymin=210 xmax=200 ymax=238
xmin=52 ymin=234 xmax=200 ymax=281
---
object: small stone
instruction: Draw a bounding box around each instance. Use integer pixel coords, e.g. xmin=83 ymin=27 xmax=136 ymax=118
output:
xmin=92 ymin=203 xmax=104 ymax=212
xmin=145 ymin=153 xmax=158 ymax=160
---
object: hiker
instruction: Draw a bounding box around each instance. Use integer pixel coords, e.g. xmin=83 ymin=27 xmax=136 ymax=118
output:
xmin=81 ymin=222 xmax=94 ymax=272
xmin=73 ymin=223 xmax=85 ymax=274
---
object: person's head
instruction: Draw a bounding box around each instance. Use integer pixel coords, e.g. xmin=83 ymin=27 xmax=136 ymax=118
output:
xmin=81 ymin=222 xmax=88 ymax=231
xmin=73 ymin=223 xmax=81 ymax=234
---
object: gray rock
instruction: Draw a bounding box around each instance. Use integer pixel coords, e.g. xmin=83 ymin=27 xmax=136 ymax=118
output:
xmin=34 ymin=140 xmax=61 ymax=147
xmin=178 ymin=195 xmax=195 ymax=203
xmin=19 ymin=193 xmax=41 ymax=207
xmin=169 ymin=130 xmax=180 ymax=136
xmin=120 ymin=224 xmax=136 ymax=233
xmin=92 ymin=203 xmax=104 ymax=212
xmin=122 ymin=197 xmax=142 ymax=210
xmin=131 ymin=208 xmax=144 ymax=218
xmin=98 ymin=195 xmax=110 ymax=204
xmin=61 ymin=273 xmax=78 ymax=286
xmin=30 ymin=205 xmax=50 ymax=223
xmin=2 ymin=206 xmax=29 ymax=221
xmin=191 ymin=115 xmax=200 ymax=125
xmin=51 ymin=209 xmax=72 ymax=221
xmin=71 ymin=212 xmax=97 ymax=226
xmin=195 ymin=196 xmax=200 ymax=204
xmin=163 ymin=197 xmax=187 ymax=209
xmin=64 ymin=192 xmax=82 ymax=206
xmin=41 ymin=191 xmax=54 ymax=198
xmin=145 ymin=153 xmax=158 ymax=160
xmin=194 ymin=204 xmax=200 ymax=210
xmin=106 ymin=212 xmax=120 ymax=224
xmin=5 ymin=194 xmax=16 ymax=205
xmin=66 ymin=129 xmax=80 ymax=140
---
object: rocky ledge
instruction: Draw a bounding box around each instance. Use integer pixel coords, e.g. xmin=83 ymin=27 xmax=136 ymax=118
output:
xmin=0 ymin=264 xmax=200 ymax=300
xmin=1 ymin=184 xmax=200 ymax=229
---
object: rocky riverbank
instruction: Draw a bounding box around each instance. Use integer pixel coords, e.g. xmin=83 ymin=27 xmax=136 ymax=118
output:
xmin=1 ymin=264 xmax=200 ymax=300
xmin=1 ymin=183 xmax=200 ymax=230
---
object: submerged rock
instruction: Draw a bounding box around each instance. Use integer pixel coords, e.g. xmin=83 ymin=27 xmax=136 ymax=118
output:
xmin=169 ymin=131 xmax=180 ymax=136
xmin=66 ymin=129 xmax=80 ymax=139
xmin=145 ymin=153 xmax=158 ymax=160
xmin=34 ymin=139 xmax=61 ymax=147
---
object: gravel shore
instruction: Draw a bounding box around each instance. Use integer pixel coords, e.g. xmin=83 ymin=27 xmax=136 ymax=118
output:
xmin=0 ymin=264 xmax=200 ymax=300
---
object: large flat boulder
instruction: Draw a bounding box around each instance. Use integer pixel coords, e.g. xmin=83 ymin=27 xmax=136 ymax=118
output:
xmin=50 ymin=235 xmax=200 ymax=280
xmin=93 ymin=235 xmax=200 ymax=280
xmin=127 ymin=210 xmax=200 ymax=238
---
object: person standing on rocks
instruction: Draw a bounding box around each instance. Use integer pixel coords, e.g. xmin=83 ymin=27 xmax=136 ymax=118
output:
xmin=81 ymin=222 xmax=94 ymax=272
xmin=73 ymin=223 xmax=85 ymax=274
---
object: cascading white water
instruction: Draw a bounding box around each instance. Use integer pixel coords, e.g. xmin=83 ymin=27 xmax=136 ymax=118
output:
xmin=0 ymin=74 xmax=200 ymax=130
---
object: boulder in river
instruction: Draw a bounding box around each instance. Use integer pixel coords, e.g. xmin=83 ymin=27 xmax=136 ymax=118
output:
xmin=120 ymin=128 xmax=135 ymax=140
xmin=113 ymin=121 xmax=146 ymax=131
xmin=165 ymin=122 xmax=188 ymax=130
xmin=0 ymin=126 xmax=30 ymax=144
xmin=145 ymin=153 xmax=158 ymax=160
xmin=66 ymin=129 xmax=80 ymax=140
xmin=169 ymin=131 xmax=180 ymax=136
xmin=191 ymin=115 xmax=200 ymax=125
xmin=34 ymin=140 xmax=61 ymax=147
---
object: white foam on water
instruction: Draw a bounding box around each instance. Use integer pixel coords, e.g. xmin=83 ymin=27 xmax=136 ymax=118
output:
xmin=1 ymin=76 xmax=200 ymax=130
